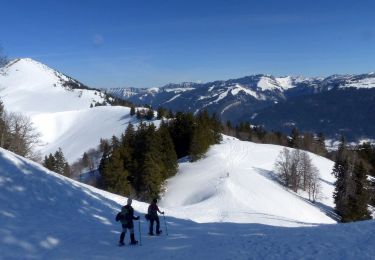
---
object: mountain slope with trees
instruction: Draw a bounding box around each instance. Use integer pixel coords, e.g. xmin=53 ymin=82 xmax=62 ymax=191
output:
xmin=106 ymin=73 xmax=375 ymax=140
xmin=252 ymin=88 xmax=375 ymax=139
xmin=1 ymin=146 xmax=374 ymax=259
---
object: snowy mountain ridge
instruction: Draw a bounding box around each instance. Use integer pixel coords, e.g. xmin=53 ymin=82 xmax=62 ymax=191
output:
xmin=0 ymin=58 xmax=108 ymax=114
xmin=105 ymin=72 xmax=375 ymax=139
xmin=0 ymin=58 xmax=159 ymax=163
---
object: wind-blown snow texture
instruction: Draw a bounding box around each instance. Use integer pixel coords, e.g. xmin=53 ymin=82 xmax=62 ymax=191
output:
xmin=1 ymin=139 xmax=374 ymax=259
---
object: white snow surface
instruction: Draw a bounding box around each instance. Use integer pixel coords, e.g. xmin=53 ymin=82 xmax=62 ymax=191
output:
xmin=340 ymin=76 xmax=375 ymax=89
xmin=161 ymin=137 xmax=336 ymax=226
xmin=275 ymin=76 xmax=295 ymax=90
xmin=33 ymin=106 xmax=148 ymax=163
xmin=257 ymin=76 xmax=282 ymax=91
xmin=164 ymin=94 xmax=181 ymax=103
xmin=257 ymin=76 xmax=296 ymax=91
xmin=0 ymin=58 xmax=105 ymax=114
xmin=0 ymin=58 xmax=159 ymax=163
xmin=163 ymin=87 xmax=195 ymax=93
xmin=1 ymin=143 xmax=375 ymax=259
xmin=231 ymin=84 xmax=260 ymax=99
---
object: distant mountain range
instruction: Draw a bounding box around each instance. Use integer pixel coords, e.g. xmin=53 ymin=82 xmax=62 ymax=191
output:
xmin=104 ymin=73 xmax=375 ymax=140
xmin=1 ymin=58 xmax=374 ymax=141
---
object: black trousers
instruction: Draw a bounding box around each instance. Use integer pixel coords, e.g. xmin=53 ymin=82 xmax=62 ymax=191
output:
xmin=149 ymin=216 xmax=160 ymax=234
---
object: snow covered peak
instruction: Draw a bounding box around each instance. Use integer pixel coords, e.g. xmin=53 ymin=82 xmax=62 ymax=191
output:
xmin=256 ymin=75 xmax=297 ymax=91
xmin=0 ymin=58 xmax=106 ymax=114
xmin=339 ymin=73 xmax=375 ymax=89
xmin=3 ymin=58 xmax=71 ymax=83
xmin=275 ymin=76 xmax=295 ymax=90
xmin=0 ymin=58 xmax=127 ymax=162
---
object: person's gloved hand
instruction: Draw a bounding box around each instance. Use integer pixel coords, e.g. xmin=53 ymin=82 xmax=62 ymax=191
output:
xmin=135 ymin=216 xmax=140 ymax=220
xmin=161 ymin=211 xmax=165 ymax=215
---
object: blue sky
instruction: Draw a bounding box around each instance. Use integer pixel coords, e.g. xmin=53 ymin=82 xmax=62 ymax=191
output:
xmin=1 ymin=0 xmax=374 ymax=88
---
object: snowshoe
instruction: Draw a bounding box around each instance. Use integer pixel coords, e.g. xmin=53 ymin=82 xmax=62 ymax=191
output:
xmin=118 ymin=242 xmax=125 ymax=247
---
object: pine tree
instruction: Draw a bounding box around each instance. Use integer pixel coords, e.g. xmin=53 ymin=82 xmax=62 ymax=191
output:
xmin=99 ymin=138 xmax=111 ymax=155
xmin=168 ymin=112 xmax=195 ymax=158
xmin=289 ymin=127 xmax=300 ymax=148
xmin=43 ymin=153 xmax=56 ymax=171
xmin=54 ymin=148 xmax=69 ymax=176
xmin=159 ymin=122 xmax=178 ymax=178
xmin=141 ymin=152 xmax=163 ymax=200
xmin=146 ymin=108 xmax=154 ymax=120
xmin=130 ymin=106 xmax=136 ymax=116
xmin=136 ymin=109 xmax=142 ymax=119
xmin=189 ymin=123 xmax=208 ymax=161
xmin=0 ymin=99 xmax=5 ymax=147
xmin=82 ymin=152 xmax=89 ymax=168
xmin=100 ymin=147 xmax=132 ymax=196
xmin=332 ymin=138 xmax=351 ymax=221
xmin=121 ymin=123 xmax=136 ymax=183
xmin=348 ymin=161 xmax=371 ymax=221
xmin=331 ymin=137 xmax=370 ymax=222
xmin=316 ymin=132 xmax=327 ymax=156
xmin=156 ymin=107 xmax=166 ymax=119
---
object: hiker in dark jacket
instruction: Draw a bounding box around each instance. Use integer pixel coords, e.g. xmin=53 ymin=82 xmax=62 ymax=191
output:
xmin=118 ymin=198 xmax=139 ymax=246
xmin=147 ymin=198 xmax=164 ymax=235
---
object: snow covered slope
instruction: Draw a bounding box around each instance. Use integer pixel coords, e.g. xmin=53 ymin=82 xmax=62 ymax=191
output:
xmin=0 ymin=58 xmax=156 ymax=162
xmin=33 ymin=106 xmax=147 ymax=163
xmin=161 ymin=136 xmax=336 ymax=226
xmin=0 ymin=58 xmax=106 ymax=113
xmin=1 ymin=146 xmax=375 ymax=259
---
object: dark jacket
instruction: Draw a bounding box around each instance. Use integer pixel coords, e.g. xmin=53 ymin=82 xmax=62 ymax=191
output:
xmin=148 ymin=203 xmax=161 ymax=218
xmin=120 ymin=205 xmax=138 ymax=228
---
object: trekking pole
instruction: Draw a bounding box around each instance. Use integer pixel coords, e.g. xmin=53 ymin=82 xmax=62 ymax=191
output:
xmin=138 ymin=219 xmax=142 ymax=246
xmin=163 ymin=213 xmax=168 ymax=236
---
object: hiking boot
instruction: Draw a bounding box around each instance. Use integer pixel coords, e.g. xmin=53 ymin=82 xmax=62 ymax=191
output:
xmin=148 ymin=232 xmax=154 ymax=236
xmin=156 ymin=230 xmax=162 ymax=235
xmin=119 ymin=232 xmax=125 ymax=246
xmin=130 ymin=233 xmax=138 ymax=244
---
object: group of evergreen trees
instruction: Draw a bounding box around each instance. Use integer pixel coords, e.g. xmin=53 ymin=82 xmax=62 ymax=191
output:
xmin=332 ymin=138 xmax=372 ymax=222
xmin=43 ymin=148 xmax=71 ymax=177
xmin=99 ymin=122 xmax=177 ymax=201
xmin=223 ymin=123 xmax=327 ymax=157
xmin=98 ymin=110 xmax=222 ymax=201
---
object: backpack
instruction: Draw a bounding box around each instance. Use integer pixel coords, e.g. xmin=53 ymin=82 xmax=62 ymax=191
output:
xmin=115 ymin=212 xmax=123 ymax=222
xmin=121 ymin=206 xmax=132 ymax=224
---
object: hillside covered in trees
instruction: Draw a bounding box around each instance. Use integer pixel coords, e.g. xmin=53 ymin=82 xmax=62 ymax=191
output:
xmin=98 ymin=110 xmax=222 ymax=201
